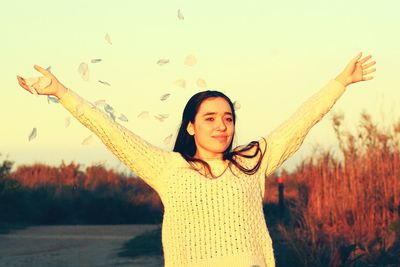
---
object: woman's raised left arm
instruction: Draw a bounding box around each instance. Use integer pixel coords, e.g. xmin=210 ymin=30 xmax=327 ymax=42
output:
xmin=257 ymin=53 xmax=376 ymax=180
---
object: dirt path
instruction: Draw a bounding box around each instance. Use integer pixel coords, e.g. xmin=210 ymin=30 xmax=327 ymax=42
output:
xmin=0 ymin=225 xmax=163 ymax=267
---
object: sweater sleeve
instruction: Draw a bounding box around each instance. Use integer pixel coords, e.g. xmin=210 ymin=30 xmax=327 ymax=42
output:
xmin=58 ymin=89 xmax=172 ymax=194
xmin=256 ymin=80 xmax=346 ymax=189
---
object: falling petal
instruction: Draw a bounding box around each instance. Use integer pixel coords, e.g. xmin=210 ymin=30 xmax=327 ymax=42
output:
xmin=105 ymin=33 xmax=112 ymax=45
xmin=138 ymin=111 xmax=150 ymax=119
xmin=118 ymin=114 xmax=129 ymax=122
xmin=164 ymin=134 xmax=173 ymax=145
xmin=109 ymin=112 xmax=116 ymax=121
xmin=157 ymin=59 xmax=170 ymax=66
xmin=94 ymin=99 xmax=107 ymax=107
xmin=160 ymin=93 xmax=171 ymax=101
xmin=28 ymin=127 xmax=37 ymax=141
xmin=154 ymin=115 xmax=165 ymax=122
xmin=65 ymin=117 xmax=71 ymax=128
xmin=158 ymin=113 xmax=169 ymax=119
xmin=173 ymin=79 xmax=186 ymax=88
xmin=98 ymin=80 xmax=111 ymax=86
xmin=233 ymin=101 xmax=241 ymax=110
xmin=177 ymin=9 xmax=184 ymax=20
xmin=78 ymin=62 xmax=89 ymax=81
xmin=91 ymin=59 xmax=102 ymax=63
xmin=104 ymin=104 xmax=114 ymax=114
xmin=82 ymin=135 xmax=94 ymax=145
xmin=104 ymin=104 xmax=117 ymax=121
xmin=47 ymin=95 xmax=59 ymax=104
xmin=184 ymin=54 xmax=197 ymax=66
xmin=196 ymin=78 xmax=207 ymax=88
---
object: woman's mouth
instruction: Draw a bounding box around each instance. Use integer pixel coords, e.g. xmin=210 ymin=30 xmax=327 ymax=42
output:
xmin=213 ymin=135 xmax=228 ymax=141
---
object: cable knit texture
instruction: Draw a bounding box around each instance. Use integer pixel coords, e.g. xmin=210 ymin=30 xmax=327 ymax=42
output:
xmin=59 ymin=80 xmax=345 ymax=267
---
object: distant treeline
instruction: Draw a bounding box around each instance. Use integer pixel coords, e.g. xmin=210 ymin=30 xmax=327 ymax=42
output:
xmin=0 ymin=160 xmax=162 ymax=224
xmin=1 ymin=111 xmax=400 ymax=266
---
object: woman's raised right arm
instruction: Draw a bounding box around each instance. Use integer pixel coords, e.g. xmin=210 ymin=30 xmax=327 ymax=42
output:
xmin=17 ymin=65 xmax=174 ymax=194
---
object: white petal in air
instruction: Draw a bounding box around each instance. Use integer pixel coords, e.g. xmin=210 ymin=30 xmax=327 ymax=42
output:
xmin=164 ymin=134 xmax=173 ymax=145
xmin=94 ymin=99 xmax=107 ymax=107
xmin=138 ymin=111 xmax=150 ymax=119
xmin=118 ymin=114 xmax=129 ymax=122
xmin=177 ymin=9 xmax=184 ymax=20
xmin=98 ymin=80 xmax=111 ymax=86
xmin=173 ymin=79 xmax=186 ymax=88
xmin=65 ymin=117 xmax=71 ymax=128
xmin=158 ymin=113 xmax=169 ymax=119
xmin=78 ymin=62 xmax=89 ymax=81
xmin=91 ymin=59 xmax=102 ymax=63
xmin=160 ymin=93 xmax=171 ymax=101
xmin=105 ymin=33 xmax=112 ymax=45
xmin=82 ymin=135 xmax=94 ymax=145
xmin=184 ymin=55 xmax=197 ymax=66
xmin=47 ymin=96 xmax=59 ymax=104
xmin=157 ymin=59 xmax=170 ymax=66
xmin=196 ymin=78 xmax=207 ymax=88
xmin=104 ymin=104 xmax=114 ymax=114
xmin=154 ymin=115 xmax=165 ymax=122
xmin=28 ymin=128 xmax=37 ymax=141
xmin=109 ymin=113 xmax=116 ymax=121
xmin=233 ymin=101 xmax=241 ymax=110
xmin=104 ymin=104 xmax=117 ymax=121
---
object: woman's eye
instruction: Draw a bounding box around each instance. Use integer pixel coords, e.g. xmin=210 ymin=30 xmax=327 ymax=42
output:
xmin=226 ymin=118 xmax=233 ymax=122
xmin=205 ymin=117 xmax=214 ymax=121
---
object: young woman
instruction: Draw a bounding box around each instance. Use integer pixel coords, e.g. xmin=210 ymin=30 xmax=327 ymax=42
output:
xmin=17 ymin=53 xmax=375 ymax=267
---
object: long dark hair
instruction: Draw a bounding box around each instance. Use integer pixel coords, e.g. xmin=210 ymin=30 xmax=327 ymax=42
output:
xmin=173 ymin=90 xmax=266 ymax=178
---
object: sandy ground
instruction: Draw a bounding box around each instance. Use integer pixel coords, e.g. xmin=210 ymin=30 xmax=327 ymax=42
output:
xmin=0 ymin=224 xmax=164 ymax=267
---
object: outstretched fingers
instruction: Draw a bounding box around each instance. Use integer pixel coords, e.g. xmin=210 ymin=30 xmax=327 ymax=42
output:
xmin=357 ymin=54 xmax=376 ymax=82
xmin=34 ymin=64 xmax=51 ymax=76
xmin=363 ymin=68 xmax=376 ymax=76
xmin=359 ymin=54 xmax=372 ymax=65
xmin=362 ymin=65 xmax=376 ymax=81
xmin=351 ymin=52 xmax=363 ymax=64
xmin=362 ymin=60 xmax=376 ymax=69
xmin=363 ymin=76 xmax=374 ymax=81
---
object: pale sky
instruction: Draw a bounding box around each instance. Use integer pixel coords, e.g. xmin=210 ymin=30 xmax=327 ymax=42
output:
xmin=1 ymin=0 xmax=399 ymax=174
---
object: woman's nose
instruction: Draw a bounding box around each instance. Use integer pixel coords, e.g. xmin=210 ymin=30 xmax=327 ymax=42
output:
xmin=216 ymin=119 xmax=227 ymax=130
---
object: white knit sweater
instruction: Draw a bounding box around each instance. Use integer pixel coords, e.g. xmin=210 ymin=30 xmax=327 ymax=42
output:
xmin=59 ymin=80 xmax=345 ymax=267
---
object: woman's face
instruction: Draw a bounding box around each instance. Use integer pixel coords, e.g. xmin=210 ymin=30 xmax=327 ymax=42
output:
xmin=186 ymin=97 xmax=235 ymax=160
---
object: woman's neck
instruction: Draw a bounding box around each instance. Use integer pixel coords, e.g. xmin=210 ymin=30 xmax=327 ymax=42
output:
xmin=194 ymin=152 xmax=224 ymax=161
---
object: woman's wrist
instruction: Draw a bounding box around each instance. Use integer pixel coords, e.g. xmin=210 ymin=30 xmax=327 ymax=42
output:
xmin=334 ymin=73 xmax=350 ymax=87
xmin=55 ymin=85 xmax=68 ymax=99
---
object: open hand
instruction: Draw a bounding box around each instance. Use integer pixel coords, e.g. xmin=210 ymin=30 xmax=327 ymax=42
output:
xmin=335 ymin=53 xmax=376 ymax=87
xmin=17 ymin=65 xmax=67 ymax=98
